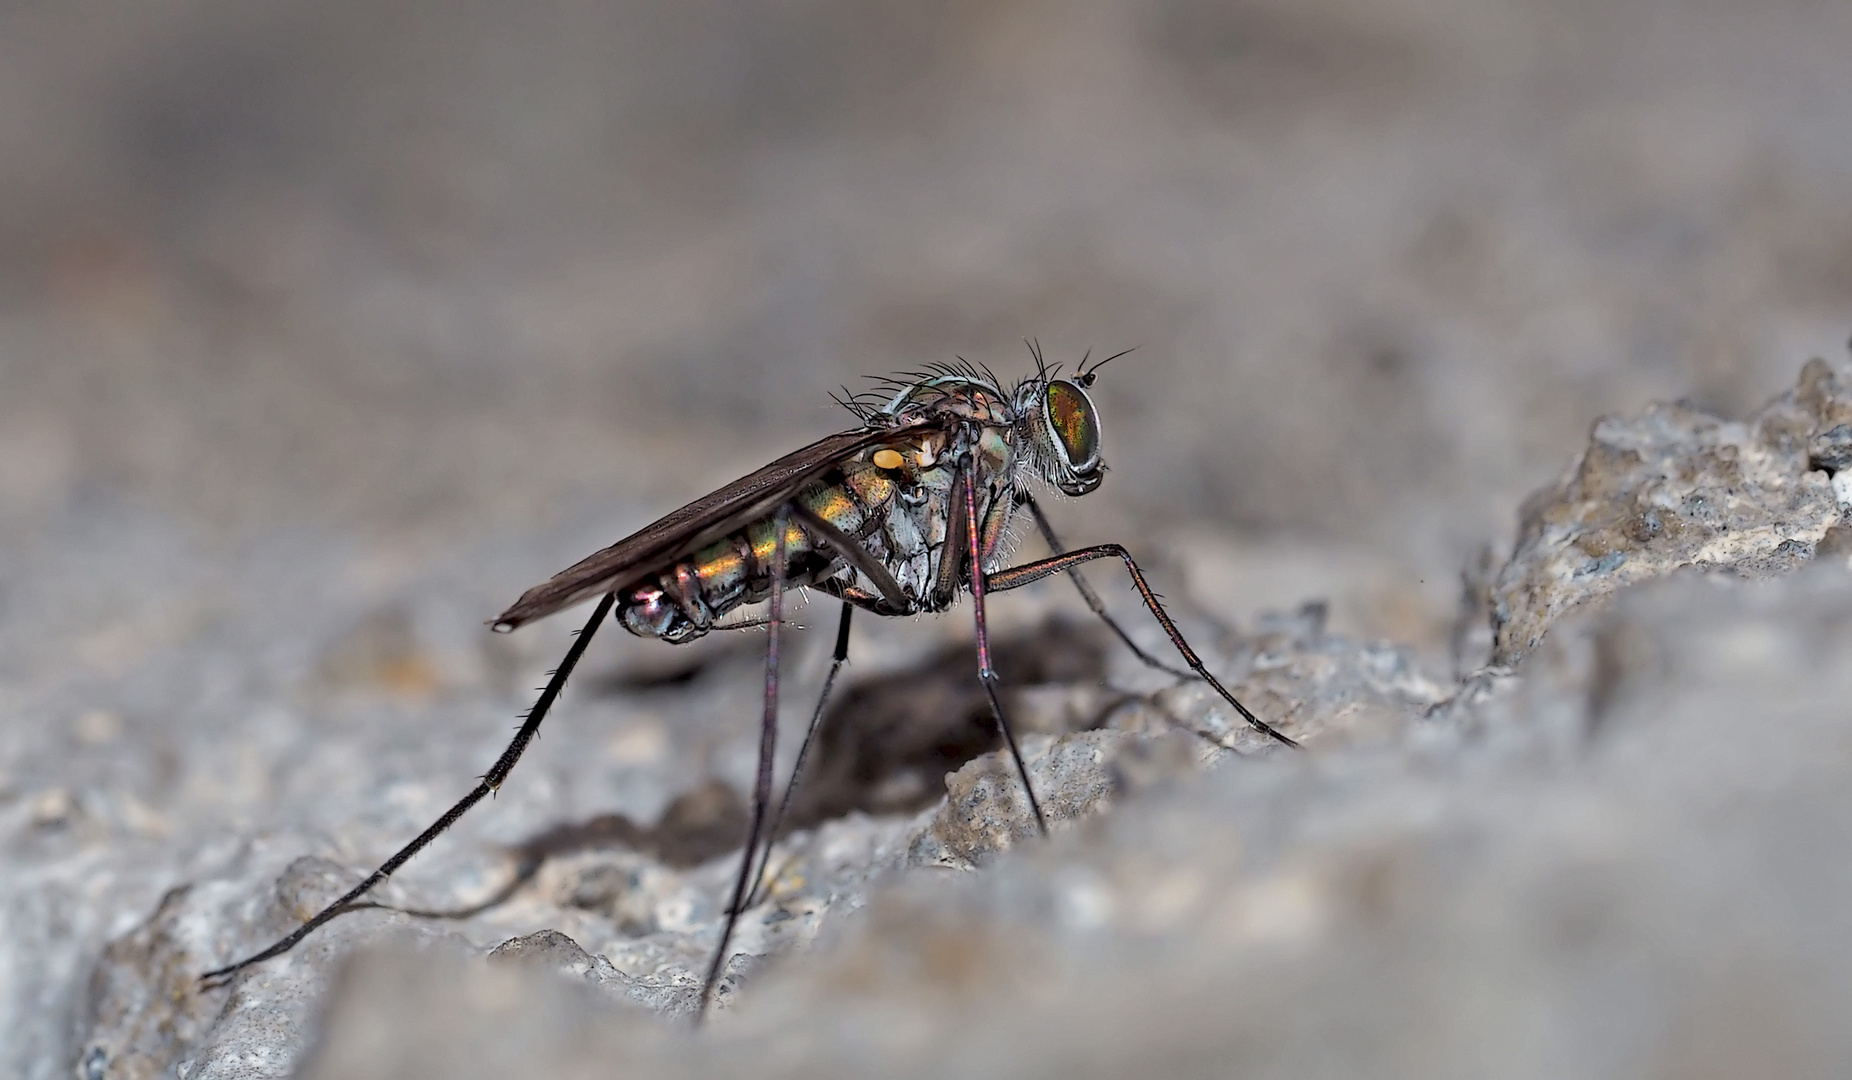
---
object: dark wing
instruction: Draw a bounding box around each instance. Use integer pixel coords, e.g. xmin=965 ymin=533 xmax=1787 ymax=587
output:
xmin=492 ymin=420 xmax=934 ymax=630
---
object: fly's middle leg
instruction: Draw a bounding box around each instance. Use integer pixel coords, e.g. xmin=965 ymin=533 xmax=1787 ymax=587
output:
xmin=962 ymin=460 xmax=1050 ymax=837
xmin=743 ymin=600 xmax=854 ymax=910
xmin=700 ymin=504 xmax=791 ymax=1022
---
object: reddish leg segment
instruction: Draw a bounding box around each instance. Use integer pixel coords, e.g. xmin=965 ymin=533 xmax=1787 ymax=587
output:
xmin=966 ymin=468 xmax=1050 ymax=836
xmin=1018 ymin=492 xmax=1195 ymax=680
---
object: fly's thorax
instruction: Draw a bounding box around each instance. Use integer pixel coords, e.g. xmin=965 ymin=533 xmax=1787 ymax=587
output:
xmin=874 ymin=367 xmax=1103 ymax=497
xmin=874 ymin=373 xmax=1028 ymax=497
xmin=813 ymin=409 xmax=1021 ymax=606
xmin=862 ymin=421 xmax=1018 ymax=511
xmin=881 ymin=374 xmax=1013 ymax=428
xmin=838 ymin=433 xmax=962 ymax=602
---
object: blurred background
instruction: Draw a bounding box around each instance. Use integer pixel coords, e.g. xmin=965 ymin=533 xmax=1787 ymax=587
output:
xmin=3 ymin=2 xmax=1852 ymax=1074
xmin=4 ymin=0 xmax=1847 ymax=567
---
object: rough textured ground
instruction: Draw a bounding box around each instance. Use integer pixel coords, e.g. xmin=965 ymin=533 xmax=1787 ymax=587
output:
xmin=1490 ymin=357 xmax=1852 ymax=665
xmin=3 ymin=1 xmax=1851 ymax=1077
xmin=296 ymin=557 xmax=1852 ymax=1080
xmin=50 ymin=357 xmax=1852 ymax=1078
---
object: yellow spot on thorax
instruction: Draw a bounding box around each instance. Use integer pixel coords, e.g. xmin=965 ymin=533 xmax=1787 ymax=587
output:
xmin=872 ymin=448 xmax=905 ymax=470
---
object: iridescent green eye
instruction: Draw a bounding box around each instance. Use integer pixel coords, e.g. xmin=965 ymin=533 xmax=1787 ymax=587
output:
xmin=1045 ymin=379 xmax=1100 ymax=469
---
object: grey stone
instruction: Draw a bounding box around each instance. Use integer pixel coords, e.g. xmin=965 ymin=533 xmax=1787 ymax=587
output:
xmin=1491 ymin=358 xmax=1852 ymax=666
xmin=6 ymin=2 xmax=1852 ymax=1075
xmin=52 ymin=349 xmax=1852 ymax=1073
xmin=290 ymin=563 xmax=1852 ymax=1079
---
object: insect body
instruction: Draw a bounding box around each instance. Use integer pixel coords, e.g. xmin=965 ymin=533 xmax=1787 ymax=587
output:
xmin=494 ymin=366 xmax=1099 ymax=640
xmin=201 ymin=348 xmax=1297 ymax=1020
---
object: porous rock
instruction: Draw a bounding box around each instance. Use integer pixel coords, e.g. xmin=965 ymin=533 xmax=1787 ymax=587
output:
xmin=297 ymin=563 xmax=1852 ymax=1079
xmin=70 ymin=602 xmax=1441 ymax=1075
xmin=1491 ymin=357 xmax=1852 ymax=665
xmin=58 ymin=358 xmax=1852 ymax=1077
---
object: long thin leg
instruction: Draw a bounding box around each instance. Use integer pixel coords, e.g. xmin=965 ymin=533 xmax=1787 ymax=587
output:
xmin=200 ymin=592 xmax=619 ymax=986
xmin=988 ymin=546 xmax=1299 ymax=749
xmin=1018 ymin=493 xmax=1194 ymax=680
xmin=699 ymin=505 xmax=791 ymax=1021
xmin=966 ymin=469 xmax=1049 ymax=836
xmin=743 ymin=600 xmax=853 ymax=909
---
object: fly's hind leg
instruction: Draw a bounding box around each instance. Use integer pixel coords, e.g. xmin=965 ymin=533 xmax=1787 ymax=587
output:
xmin=199 ymin=591 xmax=619 ymax=987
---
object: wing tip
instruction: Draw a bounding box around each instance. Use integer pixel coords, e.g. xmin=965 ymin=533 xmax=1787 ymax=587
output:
xmin=488 ymin=600 xmax=531 ymax=631
xmin=488 ymin=587 xmax=554 ymax=633
xmin=490 ymin=580 xmax=611 ymax=633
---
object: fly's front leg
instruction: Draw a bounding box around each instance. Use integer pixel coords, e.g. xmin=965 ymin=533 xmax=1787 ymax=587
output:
xmin=987 ymin=545 xmax=1299 ymax=749
xmin=1017 ymin=493 xmax=1195 ymax=680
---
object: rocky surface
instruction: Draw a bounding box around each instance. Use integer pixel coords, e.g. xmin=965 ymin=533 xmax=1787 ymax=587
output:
xmin=68 ymin=600 xmax=1450 ymax=1076
xmin=5 ymin=1 xmax=1852 ymax=1076
xmin=297 ymin=557 xmax=1852 ymax=1080
xmin=1490 ymin=357 xmax=1852 ymax=666
xmin=51 ymin=354 xmax=1852 ymax=1079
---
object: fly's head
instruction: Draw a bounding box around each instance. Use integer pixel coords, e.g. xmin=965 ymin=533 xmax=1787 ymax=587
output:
xmin=845 ymin=349 xmax=1128 ymax=496
xmin=1014 ymin=347 xmax=1126 ymax=497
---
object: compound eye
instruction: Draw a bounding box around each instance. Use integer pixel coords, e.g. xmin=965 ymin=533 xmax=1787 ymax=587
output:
xmin=1045 ymin=380 xmax=1100 ymax=470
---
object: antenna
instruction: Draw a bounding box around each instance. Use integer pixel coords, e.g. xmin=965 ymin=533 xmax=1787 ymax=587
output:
xmin=1078 ymin=346 xmax=1137 ymax=387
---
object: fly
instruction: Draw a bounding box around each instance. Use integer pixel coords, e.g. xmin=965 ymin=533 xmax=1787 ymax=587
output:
xmin=199 ymin=343 xmax=1299 ymax=1019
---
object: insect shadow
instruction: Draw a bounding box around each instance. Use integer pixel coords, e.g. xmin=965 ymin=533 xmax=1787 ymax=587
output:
xmin=375 ymin=615 xmax=1118 ymax=923
xmin=782 ymin=614 xmax=1115 ymax=827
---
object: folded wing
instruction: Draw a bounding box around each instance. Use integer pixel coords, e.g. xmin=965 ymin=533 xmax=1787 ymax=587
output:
xmin=492 ymin=420 xmax=934 ymax=630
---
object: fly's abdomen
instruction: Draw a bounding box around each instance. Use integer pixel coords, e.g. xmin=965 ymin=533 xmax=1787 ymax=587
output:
xmin=616 ymin=477 xmax=874 ymax=642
